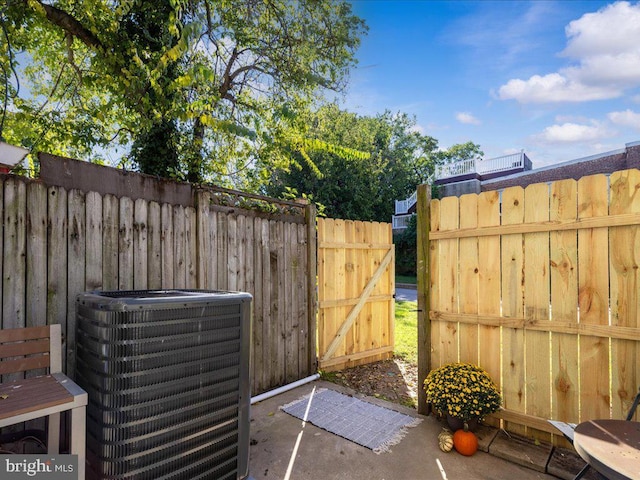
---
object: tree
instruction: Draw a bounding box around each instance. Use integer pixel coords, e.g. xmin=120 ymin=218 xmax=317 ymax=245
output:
xmin=266 ymin=105 xmax=439 ymax=222
xmin=1 ymin=0 xmax=366 ymax=183
xmin=435 ymin=141 xmax=483 ymax=165
xmin=394 ymin=214 xmax=417 ymax=276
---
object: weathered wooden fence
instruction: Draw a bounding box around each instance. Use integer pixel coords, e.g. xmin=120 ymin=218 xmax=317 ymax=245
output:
xmin=417 ymin=169 xmax=640 ymax=442
xmin=317 ymin=217 xmax=394 ymax=371
xmin=0 ymin=155 xmax=316 ymax=397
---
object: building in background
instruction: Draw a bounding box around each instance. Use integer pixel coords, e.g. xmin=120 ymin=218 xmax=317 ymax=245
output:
xmin=392 ymin=141 xmax=640 ymax=231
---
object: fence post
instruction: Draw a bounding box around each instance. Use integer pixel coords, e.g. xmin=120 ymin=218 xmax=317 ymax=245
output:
xmin=304 ymin=201 xmax=318 ymax=374
xmin=417 ymin=184 xmax=431 ymax=415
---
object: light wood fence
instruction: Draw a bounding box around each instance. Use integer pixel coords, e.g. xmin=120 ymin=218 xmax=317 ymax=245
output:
xmin=317 ymin=218 xmax=394 ymax=371
xmin=417 ymin=170 xmax=640 ymax=442
xmin=0 ymin=156 xmax=316 ymax=397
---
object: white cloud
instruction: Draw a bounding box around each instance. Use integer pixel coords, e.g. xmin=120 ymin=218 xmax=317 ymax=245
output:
xmin=498 ymin=73 xmax=619 ymax=103
xmin=608 ymin=109 xmax=640 ymax=130
xmin=562 ymin=1 xmax=640 ymax=58
xmin=456 ymin=112 xmax=481 ymax=125
xmin=498 ymin=2 xmax=640 ymax=103
xmin=564 ymin=52 xmax=640 ymax=87
xmin=534 ymin=121 xmax=614 ymax=143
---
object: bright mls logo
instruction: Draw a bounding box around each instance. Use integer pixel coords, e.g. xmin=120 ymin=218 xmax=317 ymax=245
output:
xmin=1 ymin=456 xmax=77 ymax=479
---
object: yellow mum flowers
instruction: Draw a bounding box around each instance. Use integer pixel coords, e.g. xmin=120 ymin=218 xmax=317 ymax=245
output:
xmin=423 ymin=363 xmax=501 ymax=421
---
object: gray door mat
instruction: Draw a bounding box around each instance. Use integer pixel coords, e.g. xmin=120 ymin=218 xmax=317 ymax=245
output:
xmin=281 ymin=388 xmax=422 ymax=454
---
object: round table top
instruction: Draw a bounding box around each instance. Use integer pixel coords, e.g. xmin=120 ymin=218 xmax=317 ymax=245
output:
xmin=573 ymin=419 xmax=640 ymax=480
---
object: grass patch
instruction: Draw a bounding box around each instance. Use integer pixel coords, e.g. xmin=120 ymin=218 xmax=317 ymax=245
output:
xmin=319 ymin=370 xmax=341 ymax=383
xmin=395 ymin=275 xmax=417 ymax=285
xmin=394 ymin=300 xmax=417 ymax=365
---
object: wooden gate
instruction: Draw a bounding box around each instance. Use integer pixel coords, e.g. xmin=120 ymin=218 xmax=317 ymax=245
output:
xmin=317 ymin=218 xmax=395 ymax=371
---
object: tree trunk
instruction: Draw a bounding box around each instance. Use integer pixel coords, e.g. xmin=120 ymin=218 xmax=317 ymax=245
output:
xmin=187 ymin=118 xmax=205 ymax=183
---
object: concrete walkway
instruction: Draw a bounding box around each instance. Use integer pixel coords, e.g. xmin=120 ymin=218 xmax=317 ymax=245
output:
xmin=249 ymin=381 xmax=559 ymax=480
xmin=395 ymin=287 xmax=417 ymax=302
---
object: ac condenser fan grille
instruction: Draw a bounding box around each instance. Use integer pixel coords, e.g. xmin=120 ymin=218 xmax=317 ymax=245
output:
xmin=76 ymin=290 xmax=251 ymax=480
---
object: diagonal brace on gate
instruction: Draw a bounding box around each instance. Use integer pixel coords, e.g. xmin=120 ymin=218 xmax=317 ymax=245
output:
xmin=320 ymin=248 xmax=394 ymax=363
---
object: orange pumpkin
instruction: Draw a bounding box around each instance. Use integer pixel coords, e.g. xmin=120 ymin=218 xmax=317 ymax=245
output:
xmin=453 ymin=429 xmax=478 ymax=456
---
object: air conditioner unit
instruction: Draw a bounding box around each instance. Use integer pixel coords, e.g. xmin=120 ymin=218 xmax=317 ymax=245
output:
xmin=75 ymin=290 xmax=252 ymax=480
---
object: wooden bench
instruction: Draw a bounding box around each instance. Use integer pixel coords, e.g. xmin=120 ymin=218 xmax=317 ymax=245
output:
xmin=0 ymin=325 xmax=87 ymax=479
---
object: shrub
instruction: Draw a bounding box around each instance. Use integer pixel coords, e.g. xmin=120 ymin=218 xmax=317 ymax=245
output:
xmin=424 ymin=363 xmax=501 ymax=421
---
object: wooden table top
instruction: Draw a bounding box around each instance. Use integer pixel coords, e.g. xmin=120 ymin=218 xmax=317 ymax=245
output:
xmin=573 ymin=419 xmax=640 ymax=480
xmin=0 ymin=375 xmax=73 ymax=421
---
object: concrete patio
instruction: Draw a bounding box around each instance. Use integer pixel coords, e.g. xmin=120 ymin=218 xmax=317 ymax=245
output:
xmin=249 ymin=380 xmax=584 ymax=480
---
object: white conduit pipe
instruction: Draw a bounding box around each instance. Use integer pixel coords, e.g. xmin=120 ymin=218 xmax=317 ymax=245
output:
xmin=250 ymin=373 xmax=320 ymax=405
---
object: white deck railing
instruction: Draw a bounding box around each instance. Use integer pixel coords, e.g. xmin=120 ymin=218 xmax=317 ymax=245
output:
xmin=478 ymin=151 xmax=525 ymax=175
xmin=435 ymin=158 xmax=477 ymax=179
xmin=392 ymin=213 xmax=414 ymax=230
xmin=435 ymin=151 xmax=526 ymax=181
xmin=394 ymin=190 xmax=418 ymax=214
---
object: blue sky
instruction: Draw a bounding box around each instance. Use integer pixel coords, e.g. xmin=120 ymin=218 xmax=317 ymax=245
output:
xmin=338 ymin=1 xmax=640 ymax=168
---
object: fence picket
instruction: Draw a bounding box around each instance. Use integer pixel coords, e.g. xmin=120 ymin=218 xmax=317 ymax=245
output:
xmin=523 ymin=183 xmax=551 ymax=441
xmin=320 ymin=218 xmax=342 ymax=361
xmin=550 ymin=180 xmax=579 ymax=425
xmin=236 ymin=215 xmax=246 ymax=291
xmin=609 ymin=169 xmax=640 ymax=419
xmin=102 ymin=194 xmax=118 ymax=290
xmin=429 ymin=199 xmax=441 ymax=371
xmin=161 ymin=204 xmax=174 ymax=288
xmin=227 ymin=214 xmax=238 ymax=291
xmin=269 ymin=220 xmax=283 ymax=386
xmin=24 ymin=181 xmax=46 ymax=429
xmin=501 ymin=186 xmax=526 ymax=436
xmin=376 ymin=221 xmax=393 ymax=362
xmin=297 ymin=223 xmax=308 ymax=377
xmin=317 ymin=218 xmax=327 ymax=368
xmin=118 ymin=197 xmax=134 ymax=290
xmin=47 ymin=186 xmax=68 ymax=370
xmin=216 ymin=212 xmax=228 ymax=289
xmin=3 ymin=179 xmax=26 ymax=335
xmin=147 ymin=202 xmax=161 ymax=289
xmin=196 ymin=191 xmax=212 ymax=289
xmin=173 ymin=205 xmax=186 ymax=289
xmin=578 ymin=174 xmax=610 ymax=421
xmin=26 ymin=182 xmax=47 ymax=328
xmin=284 ymin=221 xmax=297 ymax=383
xmin=357 ymin=221 xmax=371 ymax=361
xmin=438 ymin=196 xmax=459 ymax=365
xmin=209 ymin=210 xmax=222 ymax=289
xmin=133 ymin=199 xmax=148 ymax=290
xmin=67 ymin=190 xmax=86 ymax=378
xmin=344 ymin=220 xmax=356 ymax=357
xmin=86 ymin=192 xmax=103 ymax=291
xmin=243 ymin=216 xmax=256 ymax=383
xmin=477 ymin=191 xmax=501 ymax=428
xmin=260 ymin=217 xmax=271 ymax=391
xmin=185 ymin=206 xmax=197 ymax=289
xmin=458 ymin=194 xmax=479 ymax=365
xmin=251 ymin=217 xmax=264 ymax=392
